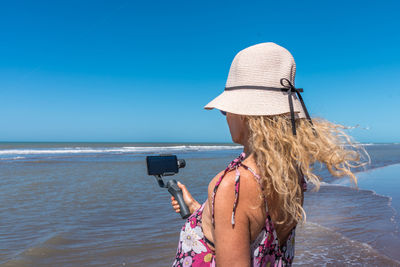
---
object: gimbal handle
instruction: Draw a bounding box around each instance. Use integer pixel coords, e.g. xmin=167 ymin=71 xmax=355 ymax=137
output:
xmin=154 ymin=175 xmax=191 ymax=219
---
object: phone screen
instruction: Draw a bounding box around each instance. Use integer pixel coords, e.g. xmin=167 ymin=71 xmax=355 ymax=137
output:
xmin=146 ymin=155 xmax=179 ymax=176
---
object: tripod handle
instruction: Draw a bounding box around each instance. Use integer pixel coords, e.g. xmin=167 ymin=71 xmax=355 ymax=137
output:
xmin=167 ymin=179 xmax=191 ymax=219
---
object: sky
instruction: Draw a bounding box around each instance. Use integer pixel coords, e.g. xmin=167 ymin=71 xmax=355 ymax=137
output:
xmin=0 ymin=0 xmax=399 ymax=143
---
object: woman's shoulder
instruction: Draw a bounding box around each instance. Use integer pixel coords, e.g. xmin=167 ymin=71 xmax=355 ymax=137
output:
xmin=207 ymin=165 xmax=263 ymax=206
xmin=207 ymin=169 xmax=228 ymax=197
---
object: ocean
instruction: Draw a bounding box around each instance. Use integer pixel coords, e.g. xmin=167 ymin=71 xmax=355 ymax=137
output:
xmin=1 ymin=142 xmax=399 ymax=266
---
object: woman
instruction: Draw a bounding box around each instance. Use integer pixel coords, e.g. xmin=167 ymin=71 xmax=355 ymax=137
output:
xmin=171 ymin=42 xmax=368 ymax=266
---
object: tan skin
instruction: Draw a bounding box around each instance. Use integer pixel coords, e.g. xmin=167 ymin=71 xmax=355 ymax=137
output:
xmin=171 ymin=112 xmax=303 ymax=266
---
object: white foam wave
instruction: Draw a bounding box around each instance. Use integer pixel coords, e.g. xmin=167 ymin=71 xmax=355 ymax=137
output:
xmin=0 ymin=145 xmax=243 ymax=157
xmin=0 ymin=156 xmax=26 ymax=160
xmin=345 ymin=143 xmax=397 ymax=148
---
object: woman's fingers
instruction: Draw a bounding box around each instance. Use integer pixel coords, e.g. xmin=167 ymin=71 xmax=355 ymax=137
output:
xmin=177 ymin=181 xmax=195 ymax=207
xmin=177 ymin=181 xmax=200 ymax=213
xmin=171 ymin=197 xmax=180 ymax=213
xmin=171 ymin=183 xmax=199 ymax=214
xmin=174 ymin=205 xmax=180 ymax=213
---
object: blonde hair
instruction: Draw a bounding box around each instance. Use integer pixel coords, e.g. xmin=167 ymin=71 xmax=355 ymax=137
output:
xmin=245 ymin=115 xmax=370 ymax=225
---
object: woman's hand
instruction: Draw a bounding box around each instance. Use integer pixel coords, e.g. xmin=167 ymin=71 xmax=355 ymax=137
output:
xmin=170 ymin=182 xmax=201 ymax=214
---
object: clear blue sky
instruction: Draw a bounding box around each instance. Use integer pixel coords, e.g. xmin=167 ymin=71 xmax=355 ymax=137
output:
xmin=1 ymin=0 xmax=399 ymax=143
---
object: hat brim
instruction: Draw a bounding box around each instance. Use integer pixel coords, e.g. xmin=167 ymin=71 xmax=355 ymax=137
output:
xmin=204 ymin=89 xmax=307 ymax=118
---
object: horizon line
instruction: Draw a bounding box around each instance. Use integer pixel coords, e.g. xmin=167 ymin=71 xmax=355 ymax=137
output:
xmin=0 ymin=141 xmax=398 ymax=144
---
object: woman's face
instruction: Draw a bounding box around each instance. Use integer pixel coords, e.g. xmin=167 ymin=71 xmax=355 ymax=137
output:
xmin=226 ymin=112 xmax=248 ymax=145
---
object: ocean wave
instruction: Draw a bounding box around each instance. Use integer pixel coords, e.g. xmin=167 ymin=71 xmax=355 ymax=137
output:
xmin=0 ymin=156 xmax=25 ymax=160
xmin=343 ymin=142 xmax=400 ymax=146
xmin=0 ymin=145 xmax=243 ymax=157
xmin=303 ymin=180 xmax=400 ymax=264
xmin=294 ymin=221 xmax=400 ymax=266
xmin=319 ymin=181 xmax=393 ymax=205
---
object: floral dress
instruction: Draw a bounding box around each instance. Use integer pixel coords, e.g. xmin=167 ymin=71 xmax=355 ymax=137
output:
xmin=172 ymin=152 xmax=306 ymax=267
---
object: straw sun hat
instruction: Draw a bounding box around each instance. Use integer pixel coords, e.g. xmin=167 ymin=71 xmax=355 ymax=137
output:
xmin=204 ymin=42 xmax=314 ymax=136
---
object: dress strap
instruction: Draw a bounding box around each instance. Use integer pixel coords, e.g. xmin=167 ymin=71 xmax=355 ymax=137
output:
xmin=211 ymin=152 xmax=261 ymax=227
xmin=211 ymin=155 xmax=307 ymax=228
xmin=240 ymin=163 xmax=261 ymax=184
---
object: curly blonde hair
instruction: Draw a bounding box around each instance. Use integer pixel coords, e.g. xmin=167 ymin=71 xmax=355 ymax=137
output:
xmin=245 ymin=115 xmax=370 ymax=225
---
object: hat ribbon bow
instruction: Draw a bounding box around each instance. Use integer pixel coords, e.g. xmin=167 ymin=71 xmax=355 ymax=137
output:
xmin=279 ymin=78 xmax=314 ymax=136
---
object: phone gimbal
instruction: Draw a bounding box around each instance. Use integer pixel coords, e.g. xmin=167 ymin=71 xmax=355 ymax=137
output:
xmin=146 ymin=155 xmax=191 ymax=219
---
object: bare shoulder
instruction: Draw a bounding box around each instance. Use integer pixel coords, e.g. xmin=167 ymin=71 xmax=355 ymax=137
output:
xmin=210 ymin=170 xmax=244 ymax=225
xmin=207 ymin=166 xmax=263 ymax=213
xmin=207 ymin=169 xmax=245 ymax=198
xmin=207 ymin=170 xmax=226 ymax=197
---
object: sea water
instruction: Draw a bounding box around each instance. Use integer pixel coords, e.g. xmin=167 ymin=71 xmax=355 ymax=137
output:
xmin=0 ymin=142 xmax=399 ymax=266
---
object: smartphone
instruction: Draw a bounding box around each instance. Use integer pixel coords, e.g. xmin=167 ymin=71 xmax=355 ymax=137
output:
xmin=146 ymin=155 xmax=179 ymax=176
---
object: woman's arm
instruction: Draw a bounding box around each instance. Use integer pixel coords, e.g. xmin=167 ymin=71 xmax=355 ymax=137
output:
xmin=212 ymin=171 xmax=251 ymax=267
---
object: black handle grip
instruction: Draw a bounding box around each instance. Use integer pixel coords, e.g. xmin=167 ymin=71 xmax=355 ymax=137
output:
xmin=167 ymin=179 xmax=191 ymax=219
